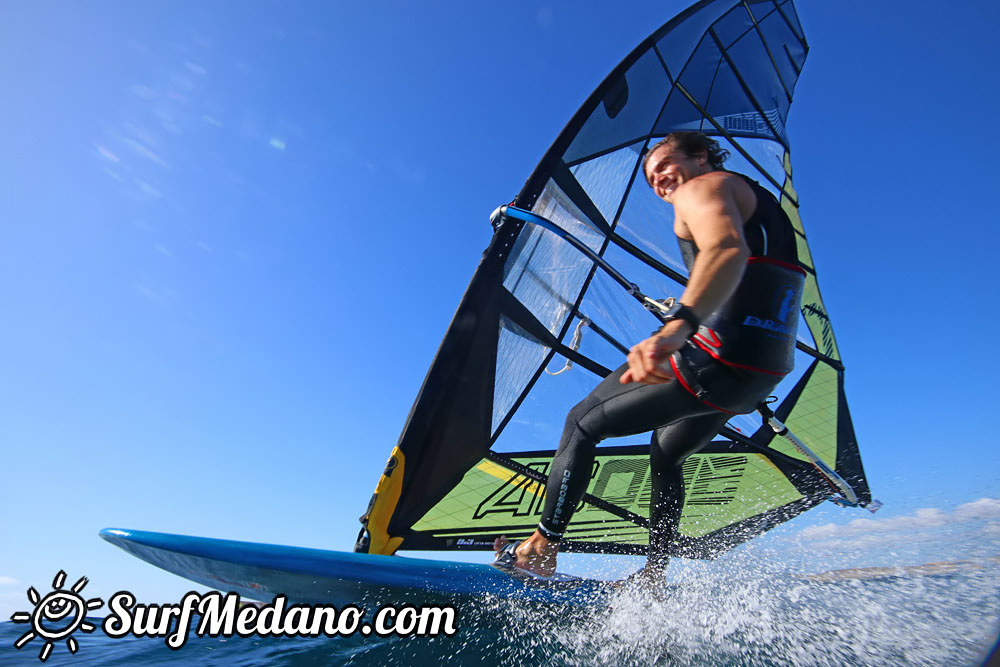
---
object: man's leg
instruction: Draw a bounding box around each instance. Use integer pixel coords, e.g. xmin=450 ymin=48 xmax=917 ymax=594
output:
xmin=646 ymin=412 xmax=730 ymax=571
xmin=506 ymin=364 xmax=718 ymax=575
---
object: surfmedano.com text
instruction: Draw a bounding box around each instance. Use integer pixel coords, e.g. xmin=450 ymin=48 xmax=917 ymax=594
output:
xmin=103 ymin=591 xmax=457 ymax=648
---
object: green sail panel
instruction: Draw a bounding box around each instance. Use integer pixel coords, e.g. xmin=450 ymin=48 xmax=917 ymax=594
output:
xmin=411 ymin=453 xmax=650 ymax=546
xmin=780 ymin=151 xmax=841 ymax=361
xmin=410 ymin=447 xmax=807 ymax=557
xmin=679 ymin=453 xmax=803 ymax=539
xmin=773 ymin=362 xmax=840 ymax=467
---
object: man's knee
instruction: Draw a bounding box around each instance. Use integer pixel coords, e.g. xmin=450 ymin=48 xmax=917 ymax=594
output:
xmin=564 ymin=394 xmax=601 ymax=432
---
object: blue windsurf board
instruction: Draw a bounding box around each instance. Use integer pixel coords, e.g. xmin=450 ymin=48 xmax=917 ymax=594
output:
xmin=100 ymin=528 xmax=612 ymax=607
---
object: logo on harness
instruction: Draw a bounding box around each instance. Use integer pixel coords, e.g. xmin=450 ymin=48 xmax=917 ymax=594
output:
xmin=776 ymin=285 xmax=797 ymax=323
xmin=741 ymin=284 xmax=798 ymax=337
xmin=741 ymin=315 xmax=792 ymax=335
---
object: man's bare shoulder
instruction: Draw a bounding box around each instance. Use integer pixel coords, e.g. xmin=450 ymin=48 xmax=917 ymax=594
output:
xmin=673 ymin=171 xmax=740 ymax=206
xmin=677 ymin=171 xmax=755 ymax=210
xmin=692 ymin=170 xmax=746 ymax=189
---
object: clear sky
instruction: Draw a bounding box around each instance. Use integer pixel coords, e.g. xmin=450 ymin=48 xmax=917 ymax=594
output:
xmin=1 ymin=0 xmax=999 ymax=619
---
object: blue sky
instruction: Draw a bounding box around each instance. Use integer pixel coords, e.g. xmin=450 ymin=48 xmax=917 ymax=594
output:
xmin=1 ymin=0 xmax=999 ymax=619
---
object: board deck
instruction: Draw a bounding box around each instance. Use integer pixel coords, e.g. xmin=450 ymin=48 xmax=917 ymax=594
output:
xmin=100 ymin=528 xmax=613 ymax=607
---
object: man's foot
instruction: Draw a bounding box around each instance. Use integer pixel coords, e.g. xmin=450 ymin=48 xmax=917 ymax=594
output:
xmin=621 ymin=566 xmax=664 ymax=586
xmin=494 ymin=532 xmax=559 ymax=578
xmin=613 ymin=566 xmax=671 ymax=599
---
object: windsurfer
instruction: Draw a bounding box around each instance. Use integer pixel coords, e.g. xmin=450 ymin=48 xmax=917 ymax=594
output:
xmin=495 ymin=131 xmax=804 ymax=579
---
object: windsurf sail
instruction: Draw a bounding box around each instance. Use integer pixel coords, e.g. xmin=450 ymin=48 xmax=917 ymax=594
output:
xmin=356 ymin=0 xmax=875 ymax=559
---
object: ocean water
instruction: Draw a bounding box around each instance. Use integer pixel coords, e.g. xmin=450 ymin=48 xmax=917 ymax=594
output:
xmin=3 ymin=563 xmax=998 ymax=666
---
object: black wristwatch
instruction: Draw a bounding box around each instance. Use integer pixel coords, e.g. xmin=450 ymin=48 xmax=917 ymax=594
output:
xmin=662 ymin=302 xmax=701 ymax=333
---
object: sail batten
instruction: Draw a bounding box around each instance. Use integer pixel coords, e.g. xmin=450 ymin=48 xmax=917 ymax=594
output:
xmin=355 ymin=0 xmax=873 ymax=559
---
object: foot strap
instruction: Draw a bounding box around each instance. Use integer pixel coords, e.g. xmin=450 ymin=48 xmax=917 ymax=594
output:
xmin=492 ymin=540 xmax=521 ymax=570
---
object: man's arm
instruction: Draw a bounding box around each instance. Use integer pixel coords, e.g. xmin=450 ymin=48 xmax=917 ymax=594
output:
xmin=674 ymin=172 xmax=751 ymax=321
xmin=621 ymin=173 xmax=752 ymax=384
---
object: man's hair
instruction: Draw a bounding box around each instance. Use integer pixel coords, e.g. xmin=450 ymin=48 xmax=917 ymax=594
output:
xmin=642 ymin=131 xmax=730 ymax=172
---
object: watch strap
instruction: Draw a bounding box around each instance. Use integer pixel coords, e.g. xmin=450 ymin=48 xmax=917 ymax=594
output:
xmin=666 ymin=304 xmax=701 ymax=332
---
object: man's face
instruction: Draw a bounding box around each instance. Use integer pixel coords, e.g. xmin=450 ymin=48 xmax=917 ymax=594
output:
xmin=643 ymin=142 xmax=706 ymax=203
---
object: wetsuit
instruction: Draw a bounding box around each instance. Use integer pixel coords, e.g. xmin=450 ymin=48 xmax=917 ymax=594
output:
xmin=535 ymin=173 xmax=805 ymax=568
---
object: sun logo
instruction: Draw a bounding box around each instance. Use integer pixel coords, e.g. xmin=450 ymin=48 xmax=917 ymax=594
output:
xmin=9 ymin=570 xmax=104 ymax=662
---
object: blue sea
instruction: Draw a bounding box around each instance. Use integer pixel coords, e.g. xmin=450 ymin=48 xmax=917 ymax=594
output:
xmin=3 ymin=562 xmax=998 ymax=666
